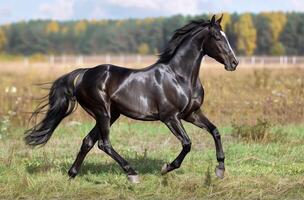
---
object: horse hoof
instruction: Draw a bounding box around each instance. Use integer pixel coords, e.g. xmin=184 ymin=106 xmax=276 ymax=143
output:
xmin=161 ymin=163 xmax=169 ymax=175
xmin=127 ymin=175 xmax=140 ymax=184
xmin=68 ymin=168 xmax=77 ymax=179
xmin=215 ymin=166 xmax=225 ymax=179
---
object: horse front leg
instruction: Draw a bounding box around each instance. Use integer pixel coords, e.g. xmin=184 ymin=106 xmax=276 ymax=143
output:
xmin=185 ymin=109 xmax=225 ymax=179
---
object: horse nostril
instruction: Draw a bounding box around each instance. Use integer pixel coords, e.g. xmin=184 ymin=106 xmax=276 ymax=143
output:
xmin=232 ymin=60 xmax=239 ymax=67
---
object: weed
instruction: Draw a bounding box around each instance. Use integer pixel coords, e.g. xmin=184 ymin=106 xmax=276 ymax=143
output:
xmin=0 ymin=115 xmax=10 ymax=139
xmin=204 ymin=158 xmax=212 ymax=187
xmin=231 ymin=118 xmax=287 ymax=143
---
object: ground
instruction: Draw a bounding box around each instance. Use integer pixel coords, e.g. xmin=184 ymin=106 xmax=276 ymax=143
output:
xmin=0 ymin=120 xmax=303 ymax=200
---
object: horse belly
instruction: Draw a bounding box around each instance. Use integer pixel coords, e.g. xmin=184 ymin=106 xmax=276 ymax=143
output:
xmin=111 ymin=92 xmax=158 ymax=120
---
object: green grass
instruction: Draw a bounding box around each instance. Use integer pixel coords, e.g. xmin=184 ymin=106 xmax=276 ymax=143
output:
xmin=0 ymin=120 xmax=304 ymax=199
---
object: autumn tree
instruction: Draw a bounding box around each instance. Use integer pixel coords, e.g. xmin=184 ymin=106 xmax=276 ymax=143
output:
xmin=74 ymin=20 xmax=87 ymax=35
xmin=262 ymin=12 xmax=286 ymax=42
xmin=254 ymin=14 xmax=272 ymax=55
xmin=0 ymin=28 xmax=7 ymax=51
xmin=280 ymin=13 xmax=304 ymax=55
xmin=271 ymin=42 xmax=285 ymax=55
xmin=45 ymin=21 xmax=60 ymax=34
xmin=0 ymin=12 xmax=302 ymax=56
xmin=234 ymin=13 xmax=257 ymax=55
xmin=137 ymin=43 xmax=150 ymax=55
xmin=219 ymin=13 xmax=231 ymax=31
xmin=261 ymin=12 xmax=287 ymax=55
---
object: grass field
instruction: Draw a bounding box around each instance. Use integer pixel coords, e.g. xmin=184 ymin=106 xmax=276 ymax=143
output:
xmin=0 ymin=121 xmax=304 ymax=199
xmin=0 ymin=62 xmax=303 ymax=199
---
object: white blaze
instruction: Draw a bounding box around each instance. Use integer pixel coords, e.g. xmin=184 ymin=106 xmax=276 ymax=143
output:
xmin=220 ymin=31 xmax=236 ymax=59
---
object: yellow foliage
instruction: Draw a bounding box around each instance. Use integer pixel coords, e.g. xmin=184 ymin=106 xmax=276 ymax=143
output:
xmin=29 ymin=53 xmax=47 ymax=62
xmin=219 ymin=13 xmax=231 ymax=31
xmin=116 ymin=20 xmax=124 ymax=27
xmin=0 ymin=28 xmax=7 ymax=51
xmin=143 ymin=17 xmax=155 ymax=25
xmin=136 ymin=19 xmax=142 ymax=26
xmin=46 ymin=21 xmax=60 ymax=34
xmin=61 ymin=27 xmax=69 ymax=34
xmin=234 ymin=13 xmax=257 ymax=56
xmin=137 ymin=43 xmax=150 ymax=55
xmin=74 ymin=20 xmax=87 ymax=34
xmin=271 ymin=42 xmax=285 ymax=55
xmin=261 ymin=12 xmax=287 ymax=42
xmin=99 ymin=20 xmax=108 ymax=25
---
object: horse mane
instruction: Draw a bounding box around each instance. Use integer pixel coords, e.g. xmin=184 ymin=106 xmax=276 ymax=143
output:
xmin=157 ymin=19 xmax=210 ymax=63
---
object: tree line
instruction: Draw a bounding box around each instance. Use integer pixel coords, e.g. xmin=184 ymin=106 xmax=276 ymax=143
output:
xmin=0 ymin=12 xmax=303 ymax=56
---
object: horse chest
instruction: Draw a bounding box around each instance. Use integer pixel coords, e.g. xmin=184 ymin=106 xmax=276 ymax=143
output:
xmin=181 ymin=85 xmax=204 ymax=116
xmin=182 ymin=94 xmax=202 ymax=114
xmin=165 ymin=77 xmax=203 ymax=114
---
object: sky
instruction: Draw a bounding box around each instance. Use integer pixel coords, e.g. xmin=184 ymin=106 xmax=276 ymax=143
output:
xmin=0 ymin=0 xmax=304 ymax=25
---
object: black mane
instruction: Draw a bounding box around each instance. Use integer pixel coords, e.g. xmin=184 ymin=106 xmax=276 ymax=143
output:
xmin=157 ymin=19 xmax=210 ymax=63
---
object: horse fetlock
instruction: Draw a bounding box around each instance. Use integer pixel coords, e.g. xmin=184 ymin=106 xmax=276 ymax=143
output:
xmin=124 ymin=165 xmax=137 ymax=176
xmin=161 ymin=161 xmax=181 ymax=175
xmin=216 ymin=154 xmax=225 ymax=163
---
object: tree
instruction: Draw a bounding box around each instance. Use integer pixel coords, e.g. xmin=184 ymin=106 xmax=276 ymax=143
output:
xmin=45 ymin=21 xmax=60 ymax=34
xmin=254 ymin=14 xmax=273 ymax=55
xmin=234 ymin=13 xmax=257 ymax=55
xmin=271 ymin=42 xmax=285 ymax=55
xmin=162 ymin=15 xmax=187 ymax=50
xmin=74 ymin=20 xmax=87 ymax=35
xmin=0 ymin=12 xmax=299 ymax=56
xmin=219 ymin=13 xmax=231 ymax=31
xmin=280 ymin=13 xmax=304 ymax=55
xmin=0 ymin=28 xmax=7 ymax=51
xmin=261 ymin=12 xmax=286 ymax=42
xmin=261 ymin=12 xmax=287 ymax=55
xmin=137 ymin=43 xmax=150 ymax=55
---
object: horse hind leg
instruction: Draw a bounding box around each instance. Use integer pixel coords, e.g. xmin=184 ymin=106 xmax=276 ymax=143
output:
xmin=96 ymin=112 xmax=139 ymax=183
xmin=68 ymin=125 xmax=98 ymax=178
xmin=68 ymin=112 xmax=120 ymax=178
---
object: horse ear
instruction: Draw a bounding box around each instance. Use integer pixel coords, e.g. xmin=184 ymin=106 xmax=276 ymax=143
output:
xmin=217 ymin=14 xmax=223 ymax=24
xmin=210 ymin=15 xmax=216 ymax=26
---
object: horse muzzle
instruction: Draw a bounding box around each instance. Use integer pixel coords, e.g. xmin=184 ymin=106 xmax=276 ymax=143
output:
xmin=225 ymin=58 xmax=238 ymax=71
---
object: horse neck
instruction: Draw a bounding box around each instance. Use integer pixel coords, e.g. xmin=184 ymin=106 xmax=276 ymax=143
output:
xmin=168 ymin=34 xmax=206 ymax=85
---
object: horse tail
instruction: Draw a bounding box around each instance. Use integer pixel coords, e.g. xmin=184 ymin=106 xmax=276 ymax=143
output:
xmin=24 ymin=68 xmax=86 ymax=146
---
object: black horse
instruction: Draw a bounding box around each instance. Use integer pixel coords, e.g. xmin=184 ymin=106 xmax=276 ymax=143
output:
xmin=25 ymin=15 xmax=238 ymax=183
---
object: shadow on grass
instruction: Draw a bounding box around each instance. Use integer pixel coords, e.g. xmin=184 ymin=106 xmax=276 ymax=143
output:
xmin=26 ymin=156 xmax=166 ymax=176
